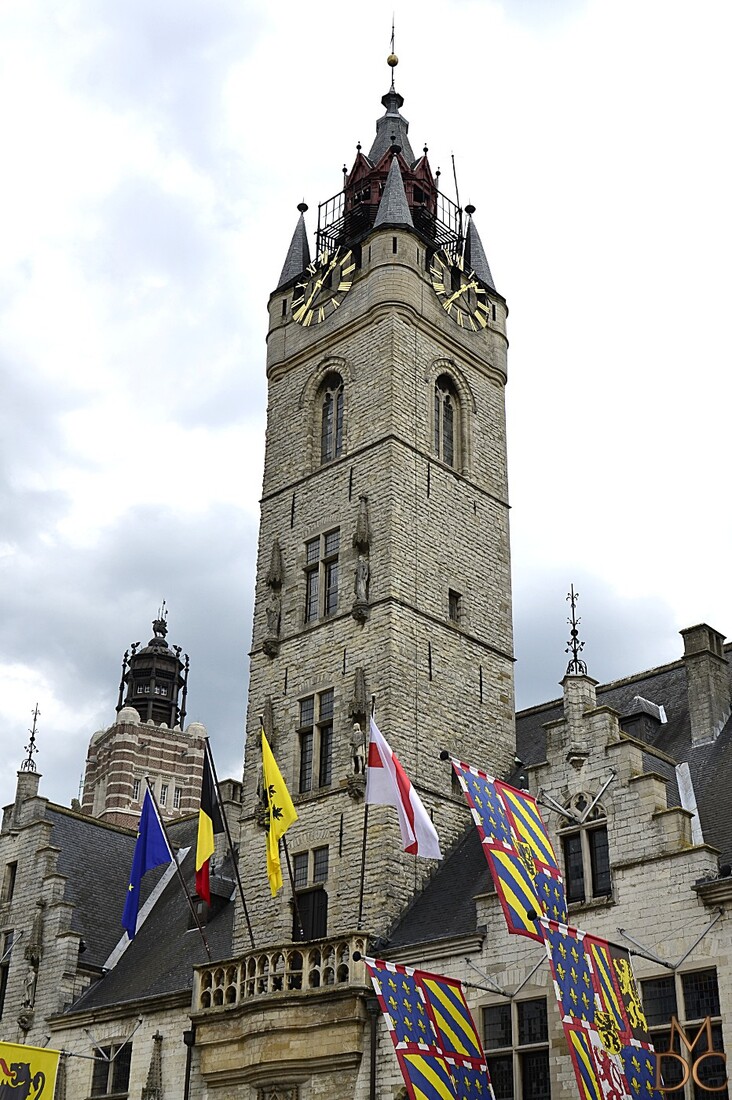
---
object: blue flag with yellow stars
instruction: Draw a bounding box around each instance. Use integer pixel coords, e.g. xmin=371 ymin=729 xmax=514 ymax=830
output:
xmin=365 ymin=956 xmax=495 ymax=1100
xmin=451 ymin=758 xmax=567 ymax=940
xmin=122 ymin=789 xmax=173 ymax=939
xmin=540 ymin=918 xmax=662 ymax=1100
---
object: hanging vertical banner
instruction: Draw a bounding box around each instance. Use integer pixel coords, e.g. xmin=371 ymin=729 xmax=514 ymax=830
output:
xmin=451 ymin=758 xmax=567 ymax=939
xmin=364 ymin=956 xmax=495 ymax=1100
xmin=540 ymin=917 xmax=662 ymax=1100
xmin=0 ymin=1041 xmax=60 ymax=1098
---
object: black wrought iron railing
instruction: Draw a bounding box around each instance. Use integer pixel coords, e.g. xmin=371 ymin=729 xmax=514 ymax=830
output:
xmin=316 ymin=186 xmax=463 ymax=256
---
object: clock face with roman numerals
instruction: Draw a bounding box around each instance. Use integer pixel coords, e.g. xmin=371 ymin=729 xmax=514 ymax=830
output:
xmin=292 ymin=246 xmax=356 ymax=326
xmin=430 ymin=248 xmax=491 ymax=331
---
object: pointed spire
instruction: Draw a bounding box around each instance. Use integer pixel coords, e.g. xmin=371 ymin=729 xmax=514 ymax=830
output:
xmin=368 ymin=49 xmax=415 ymax=166
xmin=374 ymin=156 xmax=414 ymax=230
xmin=277 ymin=203 xmax=311 ymax=289
xmin=464 ymin=211 xmax=496 ymax=291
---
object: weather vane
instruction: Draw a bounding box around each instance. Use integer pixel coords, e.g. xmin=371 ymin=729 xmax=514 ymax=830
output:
xmin=388 ymin=16 xmax=398 ymax=89
xmin=21 ymin=703 xmax=41 ymax=772
xmin=565 ymin=585 xmax=588 ymax=675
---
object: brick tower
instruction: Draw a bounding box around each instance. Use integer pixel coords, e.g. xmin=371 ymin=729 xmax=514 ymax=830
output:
xmin=236 ymin=59 xmax=514 ymax=954
xmin=80 ymin=607 xmax=205 ymax=826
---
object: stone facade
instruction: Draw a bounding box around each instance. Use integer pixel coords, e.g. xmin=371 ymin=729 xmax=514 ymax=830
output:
xmin=237 ymin=218 xmax=514 ymax=954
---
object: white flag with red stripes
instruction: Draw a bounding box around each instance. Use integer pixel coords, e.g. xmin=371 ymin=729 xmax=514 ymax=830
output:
xmin=365 ymin=717 xmax=442 ymax=859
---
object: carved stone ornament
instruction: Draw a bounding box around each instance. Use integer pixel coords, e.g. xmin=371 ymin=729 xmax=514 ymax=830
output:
xmin=263 ymin=591 xmax=281 ymax=657
xmin=257 ymin=1088 xmax=299 ymax=1100
xmin=349 ymin=667 xmax=368 ymax=723
xmin=352 ymin=494 xmax=370 ymax=551
xmin=141 ymin=1031 xmax=163 ymax=1100
xmin=266 ymin=538 xmax=284 ymax=589
xmin=352 ymin=554 xmax=370 ymax=623
xmin=17 ymin=1007 xmax=34 ymax=1032
xmin=24 ymin=898 xmax=46 ymax=970
xmin=347 ymin=773 xmax=367 ymax=801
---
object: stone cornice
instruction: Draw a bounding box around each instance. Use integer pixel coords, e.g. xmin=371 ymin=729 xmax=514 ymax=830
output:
xmin=259 ymin=431 xmax=510 ymax=510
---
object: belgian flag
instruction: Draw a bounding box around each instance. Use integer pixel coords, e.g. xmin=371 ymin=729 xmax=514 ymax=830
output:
xmin=195 ymin=746 xmax=224 ymax=904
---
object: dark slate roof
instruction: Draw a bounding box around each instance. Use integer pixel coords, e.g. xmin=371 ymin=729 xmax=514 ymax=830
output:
xmin=464 ymin=218 xmax=496 ymax=292
xmin=67 ymin=815 xmax=234 ymax=1012
xmin=387 ymin=649 xmax=732 ymax=951
xmin=373 ymin=156 xmax=414 ymax=230
xmin=368 ymin=88 xmax=416 ymax=167
xmin=388 ymin=825 xmax=490 ymax=950
xmin=46 ymin=808 xmax=140 ymax=969
xmin=277 ymin=211 xmax=311 ymax=289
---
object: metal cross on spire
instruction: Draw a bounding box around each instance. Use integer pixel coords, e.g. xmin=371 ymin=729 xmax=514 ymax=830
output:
xmin=21 ymin=703 xmax=41 ymax=772
xmin=565 ymin=585 xmax=588 ymax=675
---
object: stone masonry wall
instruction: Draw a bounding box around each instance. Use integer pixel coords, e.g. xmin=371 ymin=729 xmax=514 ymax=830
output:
xmin=235 ymin=221 xmax=514 ymax=954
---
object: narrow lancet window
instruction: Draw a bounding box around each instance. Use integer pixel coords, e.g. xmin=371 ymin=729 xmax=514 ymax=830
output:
xmin=434 ymin=374 xmax=458 ymax=467
xmin=320 ymin=373 xmax=344 ymax=464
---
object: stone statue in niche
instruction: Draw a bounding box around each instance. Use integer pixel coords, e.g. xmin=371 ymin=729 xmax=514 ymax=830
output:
xmin=265 ymin=594 xmax=281 ymax=637
xmin=263 ymin=537 xmax=284 ymax=658
xmin=22 ymin=965 xmax=37 ymax=1008
xmin=352 ymin=494 xmax=370 ymax=551
xmin=351 ymin=722 xmax=366 ymax=774
xmin=355 ymin=556 xmax=370 ymax=602
xmin=263 ymin=591 xmax=281 ymax=657
xmin=352 ymin=555 xmax=370 ymax=623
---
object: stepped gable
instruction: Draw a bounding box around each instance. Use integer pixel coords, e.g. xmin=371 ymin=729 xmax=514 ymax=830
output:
xmin=388 ymin=647 xmax=732 ymax=954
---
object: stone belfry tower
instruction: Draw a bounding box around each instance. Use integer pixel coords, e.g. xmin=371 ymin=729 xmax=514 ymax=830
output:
xmin=237 ymin=56 xmax=514 ymax=952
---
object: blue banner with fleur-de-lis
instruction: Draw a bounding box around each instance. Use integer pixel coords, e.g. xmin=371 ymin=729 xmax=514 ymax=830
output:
xmin=364 ymin=957 xmax=495 ymax=1100
xmin=451 ymin=759 xmax=567 ymax=940
xmin=539 ymin=918 xmax=662 ymax=1100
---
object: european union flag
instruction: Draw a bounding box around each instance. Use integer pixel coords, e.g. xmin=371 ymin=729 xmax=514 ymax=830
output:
xmin=121 ymin=789 xmax=173 ymax=939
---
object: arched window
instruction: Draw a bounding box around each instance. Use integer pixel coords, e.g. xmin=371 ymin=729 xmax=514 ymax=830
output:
xmin=434 ymin=374 xmax=459 ymax=467
xmin=320 ymin=373 xmax=344 ymax=464
xmin=559 ymin=795 xmax=611 ymax=903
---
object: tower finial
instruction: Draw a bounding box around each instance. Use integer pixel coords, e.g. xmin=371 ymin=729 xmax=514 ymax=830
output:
xmin=153 ymin=602 xmax=168 ymax=639
xmin=565 ymin=585 xmax=588 ymax=675
xmin=387 ymin=17 xmax=398 ymax=90
xmin=21 ymin=703 xmax=40 ymax=772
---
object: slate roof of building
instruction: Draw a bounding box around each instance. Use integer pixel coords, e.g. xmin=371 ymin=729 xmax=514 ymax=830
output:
xmin=67 ymin=815 xmax=234 ymax=1012
xmin=388 ymin=647 xmax=732 ymax=951
xmin=31 ymin=805 xmax=233 ymax=1013
xmin=45 ymin=807 xmax=140 ymax=970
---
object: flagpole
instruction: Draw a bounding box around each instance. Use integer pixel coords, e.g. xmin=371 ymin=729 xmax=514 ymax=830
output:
xmin=144 ymin=778 xmax=212 ymax=962
xmin=204 ymin=738 xmax=256 ymax=950
xmin=357 ymin=695 xmax=376 ymax=930
xmin=281 ymin=836 xmax=305 ymax=940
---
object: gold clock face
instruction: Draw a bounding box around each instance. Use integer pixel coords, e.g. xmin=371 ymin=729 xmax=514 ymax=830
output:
xmin=430 ymin=249 xmax=490 ymax=331
xmin=292 ymin=246 xmax=356 ymax=326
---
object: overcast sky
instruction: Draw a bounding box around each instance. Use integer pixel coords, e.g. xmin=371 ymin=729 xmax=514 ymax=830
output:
xmin=2 ymin=0 xmax=731 ymax=813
